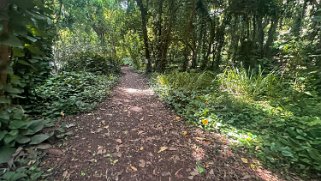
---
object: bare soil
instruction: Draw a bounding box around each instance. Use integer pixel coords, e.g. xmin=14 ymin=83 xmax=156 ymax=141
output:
xmin=41 ymin=67 xmax=288 ymax=181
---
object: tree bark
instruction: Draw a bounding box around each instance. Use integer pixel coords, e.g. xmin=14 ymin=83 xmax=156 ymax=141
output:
xmin=256 ymin=15 xmax=264 ymax=58
xmin=264 ymin=17 xmax=279 ymax=58
xmin=0 ymin=0 xmax=10 ymax=96
xmin=136 ymin=0 xmax=152 ymax=73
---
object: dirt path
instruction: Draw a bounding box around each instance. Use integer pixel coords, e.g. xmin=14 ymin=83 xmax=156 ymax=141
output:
xmin=42 ymin=67 xmax=285 ymax=181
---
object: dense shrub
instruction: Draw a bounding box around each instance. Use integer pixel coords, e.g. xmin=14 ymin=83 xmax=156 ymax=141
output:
xmin=26 ymin=72 xmax=118 ymax=117
xmin=152 ymin=68 xmax=321 ymax=177
xmin=61 ymin=52 xmax=121 ymax=75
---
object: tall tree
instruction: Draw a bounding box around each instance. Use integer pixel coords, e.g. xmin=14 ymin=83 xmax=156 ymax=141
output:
xmin=136 ymin=0 xmax=152 ymax=73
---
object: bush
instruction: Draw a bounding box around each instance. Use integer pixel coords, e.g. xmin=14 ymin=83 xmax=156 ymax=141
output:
xmin=26 ymin=71 xmax=118 ymax=117
xmin=152 ymin=68 xmax=321 ymax=177
xmin=217 ymin=67 xmax=281 ymax=98
xmin=61 ymin=51 xmax=120 ymax=75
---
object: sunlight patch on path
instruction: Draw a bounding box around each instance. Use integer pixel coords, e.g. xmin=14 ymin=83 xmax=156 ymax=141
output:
xmin=120 ymin=87 xmax=154 ymax=96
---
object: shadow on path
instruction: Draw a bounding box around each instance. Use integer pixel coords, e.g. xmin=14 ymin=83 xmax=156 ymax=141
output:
xmin=41 ymin=67 xmax=286 ymax=181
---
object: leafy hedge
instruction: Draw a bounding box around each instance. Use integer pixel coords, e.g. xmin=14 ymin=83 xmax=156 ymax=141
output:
xmin=152 ymin=69 xmax=321 ymax=178
xmin=26 ymin=71 xmax=118 ymax=117
xmin=61 ymin=52 xmax=121 ymax=75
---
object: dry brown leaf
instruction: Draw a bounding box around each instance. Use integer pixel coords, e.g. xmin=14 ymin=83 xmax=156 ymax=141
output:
xmin=46 ymin=148 xmax=64 ymax=156
xmin=241 ymin=175 xmax=252 ymax=180
xmin=168 ymin=147 xmax=178 ymax=151
xmin=190 ymin=169 xmax=199 ymax=176
xmin=130 ymin=164 xmax=138 ymax=172
xmin=158 ymin=146 xmax=168 ymax=153
xmin=138 ymin=159 xmax=146 ymax=168
xmin=96 ymin=128 xmax=103 ymax=133
xmin=181 ymin=131 xmax=188 ymax=136
xmin=97 ymin=146 xmax=106 ymax=155
xmin=195 ymin=137 xmax=206 ymax=141
xmin=188 ymin=176 xmax=194 ymax=180
xmin=116 ymin=139 xmax=122 ymax=144
xmin=209 ymin=169 xmax=214 ymax=175
xmin=161 ymin=171 xmax=171 ymax=176
xmin=62 ymin=170 xmax=70 ymax=178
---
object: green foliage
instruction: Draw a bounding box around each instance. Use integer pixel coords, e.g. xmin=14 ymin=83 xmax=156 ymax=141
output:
xmin=218 ymin=67 xmax=281 ymax=98
xmin=61 ymin=52 xmax=120 ymax=75
xmin=0 ymin=107 xmax=53 ymax=164
xmin=152 ymin=68 xmax=321 ymax=177
xmin=26 ymin=72 xmax=118 ymax=117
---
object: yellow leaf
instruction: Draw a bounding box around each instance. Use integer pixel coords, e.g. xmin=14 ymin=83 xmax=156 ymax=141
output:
xmin=158 ymin=146 xmax=168 ymax=153
xmin=139 ymin=146 xmax=144 ymax=151
xmin=175 ymin=116 xmax=181 ymax=121
xmin=181 ymin=131 xmax=188 ymax=136
xmin=241 ymin=158 xmax=248 ymax=163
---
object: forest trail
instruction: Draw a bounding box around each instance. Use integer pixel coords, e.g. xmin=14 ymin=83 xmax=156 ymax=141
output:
xmin=41 ymin=67 xmax=284 ymax=181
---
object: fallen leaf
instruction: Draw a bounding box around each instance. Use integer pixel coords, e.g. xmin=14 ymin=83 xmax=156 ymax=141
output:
xmin=112 ymin=159 xmax=118 ymax=165
xmin=175 ymin=116 xmax=181 ymax=121
xmin=181 ymin=131 xmax=188 ymax=136
xmin=168 ymin=147 xmax=178 ymax=151
xmin=139 ymin=147 xmax=144 ymax=151
xmin=158 ymin=146 xmax=168 ymax=153
xmin=138 ymin=159 xmax=146 ymax=168
xmin=96 ymin=128 xmax=103 ymax=133
xmin=195 ymin=137 xmax=206 ymax=141
xmin=130 ymin=164 xmax=138 ymax=172
xmin=188 ymin=176 xmax=194 ymax=180
xmin=116 ymin=139 xmax=122 ymax=144
xmin=62 ymin=170 xmax=70 ymax=178
xmin=46 ymin=148 xmax=64 ymax=156
xmin=65 ymin=123 xmax=76 ymax=128
xmin=97 ymin=146 xmax=106 ymax=155
xmin=36 ymin=144 xmax=52 ymax=150
xmin=241 ymin=175 xmax=252 ymax=180
xmin=153 ymin=169 xmax=157 ymax=175
xmin=190 ymin=169 xmax=199 ymax=176
xmin=161 ymin=171 xmax=171 ymax=176
xmin=241 ymin=158 xmax=249 ymax=164
xmin=209 ymin=169 xmax=214 ymax=175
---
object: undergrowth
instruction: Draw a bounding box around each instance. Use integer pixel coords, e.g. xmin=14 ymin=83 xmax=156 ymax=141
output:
xmin=25 ymin=72 xmax=118 ymax=117
xmin=152 ymin=68 xmax=321 ymax=179
xmin=1 ymin=51 xmax=120 ymax=180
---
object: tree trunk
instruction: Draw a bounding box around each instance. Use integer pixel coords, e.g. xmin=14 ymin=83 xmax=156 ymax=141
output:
xmin=264 ymin=17 xmax=279 ymax=58
xmin=292 ymin=0 xmax=308 ymax=38
xmin=136 ymin=0 xmax=152 ymax=73
xmin=0 ymin=0 xmax=10 ymax=97
xmin=155 ymin=0 xmax=176 ymax=73
xmin=182 ymin=46 xmax=189 ymax=71
xmin=256 ymin=15 xmax=264 ymax=58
